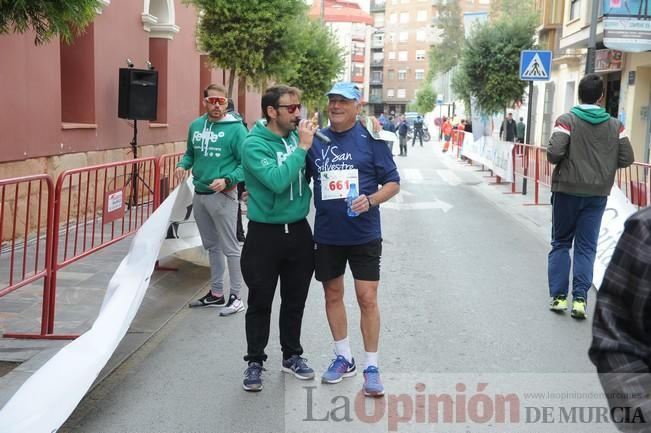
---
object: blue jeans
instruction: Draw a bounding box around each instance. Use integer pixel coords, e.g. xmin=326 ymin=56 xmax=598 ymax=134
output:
xmin=548 ymin=192 xmax=607 ymax=301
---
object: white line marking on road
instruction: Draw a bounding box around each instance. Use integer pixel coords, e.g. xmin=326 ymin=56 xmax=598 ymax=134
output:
xmin=435 ymin=169 xmax=462 ymax=186
xmin=383 ymin=198 xmax=453 ymax=213
xmin=403 ymin=168 xmax=424 ymax=184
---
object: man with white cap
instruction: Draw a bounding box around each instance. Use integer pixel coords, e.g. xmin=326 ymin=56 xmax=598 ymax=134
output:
xmin=306 ymin=82 xmax=400 ymax=397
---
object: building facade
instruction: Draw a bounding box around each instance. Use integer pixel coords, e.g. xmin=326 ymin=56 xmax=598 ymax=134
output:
xmin=382 ymin=0 xmax=434 ymax=115
xmin=309 ymin=0 xmax=374 ymax=102
xmin=0 ymin=0 xmax=261 ymax=179
xmin=375 ymin=0 xmax=491 ymax=117
xmin=532 ymin=0 xmax=649 ymax=163
xmin=369 ymin=0 xmax=386 ymax=115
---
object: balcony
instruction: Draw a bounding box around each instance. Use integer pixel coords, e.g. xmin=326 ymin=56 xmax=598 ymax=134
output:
xmin=352 ymin=54 xmax=365 ymax=62
xmin=369 ymin=95 xmax=383 ymax=104
xmin=351 ymin=75 xmax=364 ymax=84
xmin=371 ymin=58 xmax=384 ymax=67
xmin=371 ymin=39 xmax=384 ymax=49
xmin=370 ymin=77 xmax=383 ymax=85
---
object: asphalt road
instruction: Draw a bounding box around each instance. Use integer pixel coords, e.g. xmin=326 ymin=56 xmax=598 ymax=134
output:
xmin=60 ymin=141 xmax=616 ymax=433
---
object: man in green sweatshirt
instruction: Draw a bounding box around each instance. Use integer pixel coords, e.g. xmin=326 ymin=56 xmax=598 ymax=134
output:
xmin=547 ymin=74 xmax=634 ymax=320
xmin=240 ymin=85 xmax=317 ymax=392
xmin=175 ymin=83 xmax=248 ymax=316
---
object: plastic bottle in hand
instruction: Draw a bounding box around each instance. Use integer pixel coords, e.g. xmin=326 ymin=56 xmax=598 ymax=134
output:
xmin=346 ymin=183 xmax=359 ymax=218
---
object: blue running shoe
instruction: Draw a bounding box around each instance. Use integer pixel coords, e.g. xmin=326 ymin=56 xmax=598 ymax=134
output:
xmin=243 ymin=362 xmax=265 ymax=392
xmin=362 ymin=366 xmax=384 ymax=397
xmin=282 ymin=355 xmax=315 ymax=380
xmin=321 ymin=355 xmax=356 ymax=384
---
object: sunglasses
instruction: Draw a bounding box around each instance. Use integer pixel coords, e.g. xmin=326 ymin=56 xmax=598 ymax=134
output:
xmin=204 ymin=96 xmax=227 ymax=105
xmin=277 ymin=103 xmax=302 ymax=114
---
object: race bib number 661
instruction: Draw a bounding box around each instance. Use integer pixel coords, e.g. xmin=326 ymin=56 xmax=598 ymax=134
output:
xmin=320 ymin=169 xmax=359 ymax=200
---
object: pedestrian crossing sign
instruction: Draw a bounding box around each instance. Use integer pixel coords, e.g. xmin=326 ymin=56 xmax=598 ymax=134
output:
xmin=520 ymin=50 xmax=552 ymax=81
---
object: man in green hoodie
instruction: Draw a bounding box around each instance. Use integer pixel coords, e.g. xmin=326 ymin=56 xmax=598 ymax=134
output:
xmin=240 ymin=85 xmax=317 ymax=392
xmin=547 ymin=73 xmax=634 ymax=320
xmin=176 ymin=83 xmax=248 ymax=316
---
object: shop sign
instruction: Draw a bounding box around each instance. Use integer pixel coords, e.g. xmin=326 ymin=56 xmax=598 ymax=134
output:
xmin=594 ymin=49 xmax=624 ymax=73
xmin=603 ymin=0 xmax=651 ymax=52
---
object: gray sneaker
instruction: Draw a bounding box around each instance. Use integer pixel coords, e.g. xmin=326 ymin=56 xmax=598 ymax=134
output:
xmin=243 ymin=362 xmax=264 ymax=392
xmin=188 ymin=291 xmax=225 ymax=308
xmin=220 ymin=295 xmax=245 ymax=316
xmin=281 ymin=355 xmax=315 ymax=380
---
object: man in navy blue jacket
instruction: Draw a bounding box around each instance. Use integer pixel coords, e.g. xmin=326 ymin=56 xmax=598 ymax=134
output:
xmin=307 ymin=82 xmax=400 ymax=397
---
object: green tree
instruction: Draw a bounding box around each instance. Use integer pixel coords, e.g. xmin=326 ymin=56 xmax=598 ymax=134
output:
xmin=188 ymin=0 xmax=306 ymax=96
xmin=456 ymin=17 xmax=536 ymax=116
xmin=451 ymin=67 xmax=471 ymax=115
xmin=428 ymin=0 xmax=463 ymax=79
xmin=0 ymin=0 xmax=103 ymax=45
xmin=414 ymin=84 xmax=437 ymax=114
xmin=286 ymin=20 xmax=344 ymax=113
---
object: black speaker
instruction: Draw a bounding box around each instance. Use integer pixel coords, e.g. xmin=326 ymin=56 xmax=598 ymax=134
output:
xmin=118 ymin=68 xmax=158 ymax=120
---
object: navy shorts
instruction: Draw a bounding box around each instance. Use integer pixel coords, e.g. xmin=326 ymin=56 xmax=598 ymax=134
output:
xmin=314 ymin=238 xmax=382 ymax=282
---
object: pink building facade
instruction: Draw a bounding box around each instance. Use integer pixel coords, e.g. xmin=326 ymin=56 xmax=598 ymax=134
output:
xmin=0 ymin=0 xmax=261 ymax=178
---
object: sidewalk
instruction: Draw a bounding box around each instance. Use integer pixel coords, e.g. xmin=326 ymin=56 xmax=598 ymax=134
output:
xmin=0 ymin=236 xmax=211 ymax=408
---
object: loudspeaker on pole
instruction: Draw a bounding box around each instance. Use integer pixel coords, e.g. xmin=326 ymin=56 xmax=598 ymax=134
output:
xmin=118 ymin=68 xmax=158 ymax=120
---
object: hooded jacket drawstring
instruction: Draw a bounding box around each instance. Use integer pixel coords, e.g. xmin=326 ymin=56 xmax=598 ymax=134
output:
xmin=282 ymin=138 xmax=294 ymax=201
xmin=201 ymin=119 xmax=214 ymax=155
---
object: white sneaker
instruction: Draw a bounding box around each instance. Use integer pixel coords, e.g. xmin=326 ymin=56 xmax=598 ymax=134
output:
xmin=220 ymin=295 xmax=245 ymax=316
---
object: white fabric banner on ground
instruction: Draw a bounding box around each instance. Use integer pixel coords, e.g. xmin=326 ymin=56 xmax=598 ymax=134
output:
xmin=0 ymin=179 xmax=195 ymax=433
xmin=461 ymin=134 xmax=514 ymax=182
xmin=593 ymin=185 xmax=637 ymax=289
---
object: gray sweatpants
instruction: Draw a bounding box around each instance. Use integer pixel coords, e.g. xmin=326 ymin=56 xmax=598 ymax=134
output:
xmin=192 ymin=191 xmax=242 ymax=297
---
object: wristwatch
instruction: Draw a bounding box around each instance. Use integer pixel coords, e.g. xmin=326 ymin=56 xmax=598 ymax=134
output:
xmin=367 ymin=195 xmax=376 ymax=208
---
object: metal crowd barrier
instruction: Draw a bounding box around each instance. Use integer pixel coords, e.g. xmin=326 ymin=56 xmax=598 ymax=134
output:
xmin=0 ymin=175 xmax=55 ymax=337
xmin=2 ymin=158 xmax=159 ymax=339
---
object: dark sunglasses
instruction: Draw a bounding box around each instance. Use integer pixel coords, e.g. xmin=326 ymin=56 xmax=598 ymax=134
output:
xmin=204 ymin=96 xmax=227 ymax=105
xmin=277 ymin=103 xmax=302 ymax=114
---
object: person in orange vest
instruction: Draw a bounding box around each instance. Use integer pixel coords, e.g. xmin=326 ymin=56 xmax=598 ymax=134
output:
xmin=441 ymin=117 xmax=453 ymax=152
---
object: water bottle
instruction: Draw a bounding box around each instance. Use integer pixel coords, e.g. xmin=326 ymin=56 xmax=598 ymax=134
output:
xmin=346 ymin=183 xmax=359 ymax=218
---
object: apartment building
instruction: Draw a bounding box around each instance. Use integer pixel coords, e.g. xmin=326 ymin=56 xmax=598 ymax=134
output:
xmin=375 ymin=0 xmax=491 ymax=116
xmin=382 ymin=0 xmax=433 ymax=115
xmin=369 ymin=0 xmax=386 ymax=114
xmin=308 ymin=0 xmax=374 ymax=102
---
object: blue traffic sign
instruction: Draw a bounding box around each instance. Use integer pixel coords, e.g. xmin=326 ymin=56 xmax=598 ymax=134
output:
xmin=520 ymin=50 xmax=552 ymax=81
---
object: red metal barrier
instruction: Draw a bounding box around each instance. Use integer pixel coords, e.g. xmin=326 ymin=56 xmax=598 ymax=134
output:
xmin=509 ymin=143 xmax=650 ymax=210
xmin=8 ymin=158 xmax=160 ymax=339
xmin=157 ymin=152 xmax=185 ymax=208
xmin=616 ymin=162 xmax=651 ymax=208
xmin=0 ymin=175 xmax=55 ymax=338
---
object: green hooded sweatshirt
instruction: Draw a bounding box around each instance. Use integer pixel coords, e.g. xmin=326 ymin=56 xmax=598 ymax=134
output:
xmin=177 ymin=113 xmax=247 ymax=193
xmin=570 ymin=105 xmax=611 ymax=124
xmin=242 ymin=120 xmax=312 ymax=224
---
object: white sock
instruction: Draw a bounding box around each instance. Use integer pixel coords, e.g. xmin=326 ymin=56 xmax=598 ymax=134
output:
xmin=364 ymin=352 xmax=378 ymax=370
xmin=334 ymin=337 xmax=353 ymax=363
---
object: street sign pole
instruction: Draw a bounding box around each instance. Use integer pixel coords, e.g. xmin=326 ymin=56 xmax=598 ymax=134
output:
xmin=519 ymin=50 xmax=552 ymax=196
xmin=523 ymin=81 xmax=534 ymax=195
xmin=585 ymin=0 xmax=600 ymax=74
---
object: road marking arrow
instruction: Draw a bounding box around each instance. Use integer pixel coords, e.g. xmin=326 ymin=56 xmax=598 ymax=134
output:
xmin=383 ymin=198 xmax=453 ymax=213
